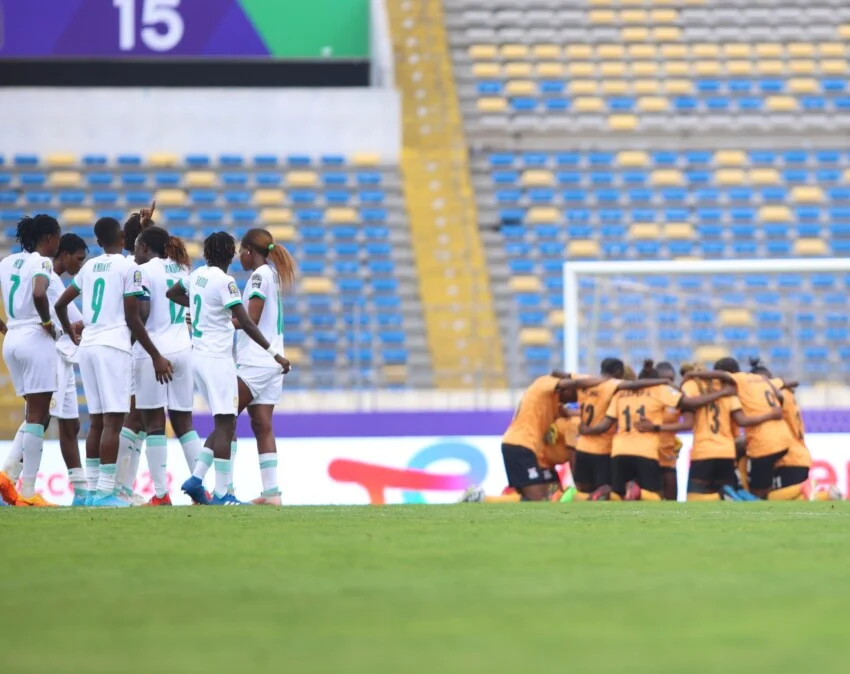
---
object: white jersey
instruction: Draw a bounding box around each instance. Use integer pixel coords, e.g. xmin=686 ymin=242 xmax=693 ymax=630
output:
xmin=47 ymin=269 xmax=83 ymax=361
xmin=72 ymin=253 xmax=145 ymax=353
xmin=182 ymin=265 xmax=242 ymax=359
xmin=0 ymin=251 xmax=53 ymax=331
xmin=236 ymin=264 xmax=284 ymax=368
xmin=133 ymin=257 xmax=191 ymax=359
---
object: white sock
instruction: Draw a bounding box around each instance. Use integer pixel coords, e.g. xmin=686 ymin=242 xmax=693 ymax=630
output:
xmin=259 ymin=453 xmax=279 ymax=497
xmin=192 ymin=447 xmax=214 ymax=480
xmin=227 ymin=441 xmax=237 ymax=494
xmin=68 ymin=467 xmax=87 ymax=499
xmin=146 ymin=435 xmax=168 ymax=498
xmin=96 ymin=463 xmax=116 ymax=498
xmin=86 ymin=457 xmax=100 ymax=492
xmin=20 ymin=423 xmax=45 ymax=498
xmin=116 ymin=427 xmax=138 ymax=494
xmin=179 ymin=431 xmax=203 ymax=472
xmin=2 ymin=423 xmax=25 ymax=479
xmin=125 ymin=431 xmax=145 ymax=495
xmin=214 ymin=458 xmax=229 ymax=498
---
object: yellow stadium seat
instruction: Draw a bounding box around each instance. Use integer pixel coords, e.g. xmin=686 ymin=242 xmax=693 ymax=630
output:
xmin=521 ymin=170 xmax=555 ymax=186
xmin=628 ymin=44 xmax=657 ymax=59
xmin=520 ymin=328 xmax=551 ymax=346
xmin=621 ymin=27 xmax=649 ymax=41
xmin=715 ymin=169 xmax=746 ymax=186
xmin=843 ymin=168 xmax=850 ymax=183
xmin=726 ymin=60 xmax=752 ymax=76
xmin=184 ymin=241 xmax=202 ymax=258
xmin=621 ymin=0 xmax=645 ymax=4
xmin=326 ymin=207 xmax=359 ymax=224
xmin=789 ymin=61 xmax=815 ymax=75
xmin=622 ymin=9 xmax=648 ymax=22
xmin=597 ymin=44 xmax=625 ymax=60
xmin=788 ymin=78 xmax=819 ymax=94
xmin=633 ymin=79 xmax=660 ymax=94
xmin=661 ymin=44 xmax=687 ymax=59
xmin=62 ymin=208 xmax=95 ymax=225
xmin=527 ymin=207 xmax=560 ymax=224
xmin=600 ymin=62 xmax=627 ymax=77
xmin=650 ymin=9 xmax=678 ymax=22
xmin=630 ymin=223 xmax=661 ymax=239
xmin=285 ymin=347 xmax=304 ymax=365
xmin=608 ymin=114 xmax=639 ymax=131
xmin=788 ymin=43 xmax=815 ymax=58
xmin=589 ymin=10 xmax=616 ymax=23
xmin=267 ymin=225 xmax=295 ymax=241
xmin=253 ymin=189 xmax=285 ymax=206
xmin=549 ymin=310 xmax=564 ymax=328
xmin=468 ymin=44 xmax=497 ymax=59
xmin=302 ymin=277 xmax=335 ymax=294
xmin=652 ymin=27 xmax=681 ymax=41
xmin=632 ymin=61 xmax=658 ymax=76
xmin=723 ymin=43 xmax=751 ymax=58
xmin=637 ymin=96 xmax=668 ymax=112
xmin=713 ymin=150 xmax=747 ymax=166
xmin=504 ymin=62 xmax=532 ymax=77
xmin=501 ymin=44 xmax=529 ymax=59
xmin=46 ymin=153 xmax=76 ymax=167
xmin=664 ymin=79 xmax=694 ymax=95
xmin=694 ymin=60 xmax=721 ymax=76
xmin=759 ymin=205 xmax=793 ymax=222
xmin=510 ymin=276 xmax=542 ymax=292
xmin=750 ymin=168 xmax=781 ymax=185
xmin=533 ymin=45 xmax=561 ymax=59
xmin=505 ymin=80 xmax=537 ymax=96
xmin=664 ymin=61 xmax=689 ymax=76
xmin=821 ymin=60 xmax=847 ymax=75
xmin=617 ymin=151 xmax=650 ymax=167
xmin=819 ymin=43 xmax=845 ymax=57
xmin=154 ymin=189 xmax=187 ymax=206
xmin=536 ymin=62 xmax=565 ymax=77
xmin=568 ymin=240 xmax=601 ymax=257
xmin=766 ymin=96 xmax=798 ymax=112
xmin=351 ymin=152 xmax=380 ymax=166
xmin=664 ymin=223 xmax=695 ymax=239
xmin=574 ymin=97 xmax=605 ymax=113
xmin=569 ymin=80 xmax=598 ymax=95
xmin=185 ymin=171 xmax=216 ymax=187
xmin=568 ymin=62 xmax=596 ymax=78
xmin=794 ymin=239 xmax=827 ymax=256
xmin=148 ymin=152 xmax=178 ymax=167
xmin=757 ymin=60 xmax=785 ymax=76
xmin=695 ymin=345 xmax=728 ymax=364
xmin=840 ymin=25 xmax=850 ymax=40
xmin=650 ymin=169 xmax=684 ymax=186
xmin=472 ymin=63 xmax=501 ymax=78
xmin=382 ymin=365 xmax=408 ymax=384
xmin=49 ymin=171 xmax=82 ymax=187
xmin=790 ymin=186 xmax=825 ymax=203
xmin=260 ymin=208 xmax=293 ymax=224
xmin=692 ymin=43 xmax=720 ymax=58
xmin=719 ymin=309 xmax=752 ymax=326
xmin=755 ymin=43 xmax=783 ymax=58
xmin=602 ymin=80 xmax=629 ymax=95
xmin=566 ymin=44 xmax=593 ymax=59
xmin=588 ymin=0 xmax=613 ymax=4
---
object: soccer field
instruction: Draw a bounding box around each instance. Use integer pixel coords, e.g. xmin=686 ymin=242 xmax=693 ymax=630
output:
xmin=2 ymin=504 xmax=848 ymax=673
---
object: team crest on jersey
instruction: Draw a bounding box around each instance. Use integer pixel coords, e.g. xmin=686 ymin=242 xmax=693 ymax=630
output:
xmin=251 ymin=274 xmax=262 ymax=289
xmin=42 ymin=260 xmax=52 ymax=272
xmin=49 ymin=396 xmax=56 ymax=410
xmin=228 ymin=281 xmax=239 ymax=297
xmin=133 ymin=270 xmax=142 ymax=285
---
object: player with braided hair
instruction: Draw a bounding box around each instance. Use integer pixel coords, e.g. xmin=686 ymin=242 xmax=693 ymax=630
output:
xmin=167 ymin=231 xmax=290 ymax=506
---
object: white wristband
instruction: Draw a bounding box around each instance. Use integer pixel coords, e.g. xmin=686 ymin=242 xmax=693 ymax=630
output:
xmin=266 ymin=345 xmax=278 ymax=356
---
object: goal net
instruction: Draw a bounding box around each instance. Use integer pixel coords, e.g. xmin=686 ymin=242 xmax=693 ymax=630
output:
xmin=562 ymin=258 xmax=850 ymax=387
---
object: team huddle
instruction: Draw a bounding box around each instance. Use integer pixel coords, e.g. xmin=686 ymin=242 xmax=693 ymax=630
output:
xmin=0 ymin=205 xmax=293 ymax=507
xmin=464 ymin=357 xmax=840 ymax=504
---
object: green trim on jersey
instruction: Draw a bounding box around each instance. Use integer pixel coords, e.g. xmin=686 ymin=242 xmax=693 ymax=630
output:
xmin=224 ymin=299 xmax=243 ymax=309
xmin=248 ymin=291 xmax=266 ymax=301
xmin=123 ymin=291 xmax=145 ymax=297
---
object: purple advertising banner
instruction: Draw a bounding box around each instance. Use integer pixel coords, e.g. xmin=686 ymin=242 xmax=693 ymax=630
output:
xmin=193 ymin=409 xmax=850 ymax=439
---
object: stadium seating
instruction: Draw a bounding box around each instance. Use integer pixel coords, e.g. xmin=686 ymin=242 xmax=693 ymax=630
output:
xmin=0 ymin=154 xmax=430 ymax=391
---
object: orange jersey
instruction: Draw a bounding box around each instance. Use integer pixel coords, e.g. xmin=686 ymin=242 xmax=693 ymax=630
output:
xmin=682 ymin=379 xmax=743 ymax=460
xmin=606 ymin=384 xmax=683 ymax=460
xmin=771 ymin=379 xmax=811 ymax=469
xmin=576 ymin=378 xmax=621 ymax=455
xmin=540 ymin=416 xmax=580 ymax=469
xmin=731 ymin=372 xmax=794 ymax=459
xmin=658 ymin=409 xmax=682 ymax=468
xmin=503 ymin=375 xmax=562 ymax=457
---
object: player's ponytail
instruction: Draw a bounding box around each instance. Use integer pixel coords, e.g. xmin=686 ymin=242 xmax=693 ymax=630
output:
xmin=638 ymin=359 xmax=658 ymax=379
xmin=16 ymin=215 xmax=35 ymax=252
xmin=165 ymin=235 xmax=191 ymax=270
xmin=242 ymin=228 xmax=296 ymax=290
xmin=748 ymin=356 xmax=771 ymax=376
xmin=17 ymin=214 xmax=60 ymax=253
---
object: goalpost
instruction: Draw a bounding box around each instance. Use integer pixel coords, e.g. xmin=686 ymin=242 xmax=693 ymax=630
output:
xmin=562 ymin=258 xmax=850 ymax=379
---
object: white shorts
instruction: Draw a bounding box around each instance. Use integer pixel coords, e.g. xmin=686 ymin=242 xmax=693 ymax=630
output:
xmin=193 ymin=353 xmax=237 ymax=417
xmin=50 ymin=355 xmax=78 ymax=420
xmin=78 ymin=344 xmax=132 ymax=415
xmin=2 ymin=327 xmax=57 ymax=396
xmin=134 ymin=348 xmax=194 ymax=412
xmin=236 ymin=364 xmax=283 ymax=406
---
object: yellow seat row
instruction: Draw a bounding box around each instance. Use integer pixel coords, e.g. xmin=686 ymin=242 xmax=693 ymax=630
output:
xmin=588 ymin=0 xmax=704 ymax=5
xmin=478 ymin=94 xmax=808 ymax=114
xmin=61 ymin=207 xmax=361 ymax=226
xmin=35 ymin=152 xmax=382 ymax=168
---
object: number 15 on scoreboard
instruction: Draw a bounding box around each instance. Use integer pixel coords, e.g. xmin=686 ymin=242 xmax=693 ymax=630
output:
xmin=113 ymin=0 xmax=185 ymax=52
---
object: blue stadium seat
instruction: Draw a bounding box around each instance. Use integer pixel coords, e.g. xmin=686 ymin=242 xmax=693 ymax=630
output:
xmin=766 ymin=241 xmax=791 ymax=256
xmin=556 ymin=171 xmax=581 ymax=185
xmin=545 ymin=99 xmax=569 ymax=112
xmin=356 ymin=172 xmax=382 ymax=186
xmin=58 ymin=191 xmax=85 ymax=206
xmin=529 ymin=188 xmax=554 ymax=204
xmin=222 ymin=172 xmax=248 ymax=186
xmin=652 ymin=151 xmax=678 ymax=166
xmin=622 ymin=171 xmax=646 ymax=186
xmin=760 ymin=186 xmax=787 ymax=202
xmin=322 ymin=172 xmax=347 ymax=186
xmin=224 ymin=191 xmax=250 ymax=205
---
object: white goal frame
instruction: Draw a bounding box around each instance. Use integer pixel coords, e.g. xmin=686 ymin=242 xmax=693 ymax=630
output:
xmin=562 ymin=257 xmax=850 ymax=374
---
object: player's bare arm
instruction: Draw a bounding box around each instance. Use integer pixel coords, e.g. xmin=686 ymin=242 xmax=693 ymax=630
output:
xmin=55 ymin=284 xmax=82 ymax=345
xmin=635 ymin=412 xmax=694 ymax=434
xmin=230 ymin=302 xmax=290 ymax=374
xmin=680 ymin=385 xmax=737 ymax=411
xmin=124 ymin=295 xmax=173 ymax=383
xmin=165 ymin=279 xmax=190 ymax=307
xmin=32 ymin=274 xmax=56 ymax=339
xmin=732 ymin=408 xmax=783 ymax=428
xmin=580 ymin=415 xmax=616 ymax=436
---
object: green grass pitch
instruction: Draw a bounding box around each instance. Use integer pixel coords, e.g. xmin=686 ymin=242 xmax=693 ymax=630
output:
xmin=2 ymin=503 xmax=849 ymax=673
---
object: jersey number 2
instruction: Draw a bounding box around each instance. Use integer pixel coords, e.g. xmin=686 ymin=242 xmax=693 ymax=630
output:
xmin=191 ymin=294 xmax=203 ymax=337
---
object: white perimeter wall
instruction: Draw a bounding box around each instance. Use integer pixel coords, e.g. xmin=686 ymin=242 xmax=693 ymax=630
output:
xmin=0 ymin=88 xmax=401 ymax=160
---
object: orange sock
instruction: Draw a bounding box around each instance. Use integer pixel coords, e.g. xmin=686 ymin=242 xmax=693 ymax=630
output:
xmin=687 ymin=492 xmax=722 ymax=501
xmin=572 ymin=491 xmax=591 ymax=501
xmin=484 ymin=493 xmax=522 ymax=504
xmin=813 ymin=490 xmax=830 ymax=501
xmin=767 ymin=484 xmax=804 ymax=501
xmin=609 ymin=492 xmax=622 ymax=501
xmin=640 ymin=489 xmax=662 ymax=501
